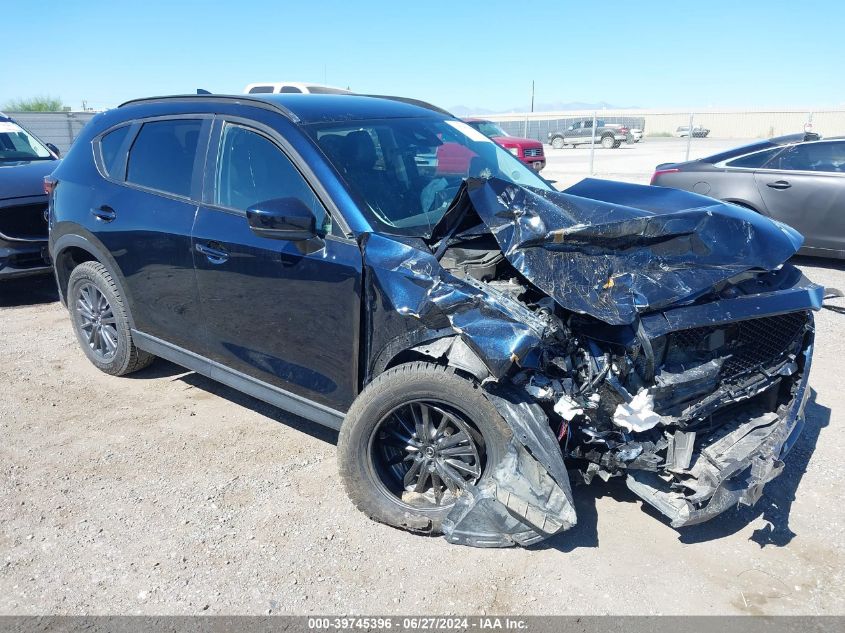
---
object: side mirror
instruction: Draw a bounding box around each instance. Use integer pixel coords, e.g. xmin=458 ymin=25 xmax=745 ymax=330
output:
xmin=246 ymin=197 xmax=317 ymax=241
xmin=46 ymin=143 xmax=61 ymax=158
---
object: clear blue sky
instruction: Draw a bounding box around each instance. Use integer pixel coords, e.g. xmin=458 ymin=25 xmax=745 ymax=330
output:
xmin=4 ymin=0 xmax=843 ymax=112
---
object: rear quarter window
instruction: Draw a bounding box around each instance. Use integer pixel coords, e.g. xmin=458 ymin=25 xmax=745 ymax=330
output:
xmin=99 ymin=125 xmax=132 ymax=178
xmin=126 ymin=119 xmax=202 ymax=197
xmin=725 ymin=147 xmax=784 ymax=169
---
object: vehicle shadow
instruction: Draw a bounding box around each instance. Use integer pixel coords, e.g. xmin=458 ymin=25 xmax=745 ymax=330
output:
xmin=536 ymin=478 xmax=640 ymax=552
xmin=536 ymin=389 xmax=829 ymax=551
xmin=0 ymin=274 xmax=59 ymax=307
xmin=129 ymin=359 xmax=339 ymax=445
xmin=127 ymin=360 xmax=829 ymax=551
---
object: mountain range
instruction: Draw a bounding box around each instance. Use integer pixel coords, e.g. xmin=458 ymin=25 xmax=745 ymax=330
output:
xmin=447 ymin=101 xmax=640 ymax=116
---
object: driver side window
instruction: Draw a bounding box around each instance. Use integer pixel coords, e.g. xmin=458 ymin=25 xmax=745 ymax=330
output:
xmin=215 ymin=123 xmax=332 ymax=233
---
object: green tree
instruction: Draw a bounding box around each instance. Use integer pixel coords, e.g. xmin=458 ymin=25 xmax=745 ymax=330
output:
xmin=3 ymin=96 xmax=65 ymax=112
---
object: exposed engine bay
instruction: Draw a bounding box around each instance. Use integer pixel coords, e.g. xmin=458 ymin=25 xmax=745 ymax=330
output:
xmin=362 ymin=176 xmax=823 ymax=547
xmin=440 ymin=232 xmax=812 ymax=515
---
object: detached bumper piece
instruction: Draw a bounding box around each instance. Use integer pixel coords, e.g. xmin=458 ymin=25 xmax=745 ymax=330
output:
xmin=626 ymin=339 xmax=813 ymax=527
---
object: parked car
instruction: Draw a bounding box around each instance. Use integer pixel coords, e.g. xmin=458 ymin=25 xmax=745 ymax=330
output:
xmin=244 ymin=82 xmax=351 ymax=95
xmin=674 ymin=125 xmax=710 ymax=138
xmin=0 ymin=113 xmax=60 ymax=279
xmin=463 ymin=119 xmax=545 ymax=171
xmin=548 ymin=120 xmax=628 ymax=149
xmin=628 ymin=127 xmax=643 ymax=143
xmin=651 ymin=133 xmax=845 ymax=258
xmin=49 ymin=93 xmax=821 ymax=548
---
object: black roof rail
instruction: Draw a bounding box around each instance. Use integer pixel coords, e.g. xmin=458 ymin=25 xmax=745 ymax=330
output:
xmin=361 ymin=94 xmax=454 ymax=118
xmin=117 ymin=94 xmax=300 ymax=123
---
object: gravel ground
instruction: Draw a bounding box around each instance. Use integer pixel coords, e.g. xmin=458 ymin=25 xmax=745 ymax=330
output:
xmin=2 ymin=260 xmax=843 ymax=616
xmin=1 ymin=139 xmax=845 ymax=615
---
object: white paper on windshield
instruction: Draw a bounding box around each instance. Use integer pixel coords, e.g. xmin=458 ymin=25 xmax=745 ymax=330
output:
xmin=445 ymin=120 xmax=493 ymax=144
xmin=0 ymin=122 xmax=23 ymax=134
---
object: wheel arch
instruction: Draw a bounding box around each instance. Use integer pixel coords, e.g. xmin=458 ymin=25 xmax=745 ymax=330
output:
xmin=369 ymin=331 xmax=492 ymax=386
xmin=51 ymin=233 xmax=138 ymax=329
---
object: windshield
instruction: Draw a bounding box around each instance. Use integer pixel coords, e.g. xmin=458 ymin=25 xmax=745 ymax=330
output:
xmin=306 ymin=117 xmax=551 ymax=236
xmin=0 ymin=121 xmax=53 ymax=162
xmin=468 ymin=121 xmax=509 ymax=138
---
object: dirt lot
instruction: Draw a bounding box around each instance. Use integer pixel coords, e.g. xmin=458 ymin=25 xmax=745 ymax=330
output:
xmin=2 ymin=139 xmax=845 ymax=615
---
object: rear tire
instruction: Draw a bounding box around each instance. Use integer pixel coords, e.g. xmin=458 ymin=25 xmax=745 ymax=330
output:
xmin=67 ymin=261 xmax=154 ymax=376
xmin=338 ymin=362 xmax=511 ymax=535
xmin=550 ymin=136 xmax=565 ymax=149
xmin=601 ymin=135 xmax=615 ymax=149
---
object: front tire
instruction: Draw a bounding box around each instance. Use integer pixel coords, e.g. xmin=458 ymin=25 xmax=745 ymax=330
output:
xmin=67 ymin=261 xmax=154 ymax=376
xmin=338 ymin=362 xmax=511 ymax=535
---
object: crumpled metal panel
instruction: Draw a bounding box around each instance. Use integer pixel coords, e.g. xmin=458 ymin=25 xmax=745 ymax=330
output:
xmin=361 ymin=233 xmax=577 ymax=547
xmin=361 ymin=232 xmax=551 ymax=379
xmin=463 ymin=177 xmax=805 ymax=325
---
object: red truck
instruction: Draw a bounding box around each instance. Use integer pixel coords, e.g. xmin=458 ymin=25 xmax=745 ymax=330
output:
xmin=463 ymin=119 xmax=546 ymax=171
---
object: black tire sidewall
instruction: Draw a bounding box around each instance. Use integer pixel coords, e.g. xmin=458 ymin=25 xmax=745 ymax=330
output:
xmin=68 ymin=263 xmax=133 ymax=375
xmin=338 ymin=363 xmax=511 ymax=535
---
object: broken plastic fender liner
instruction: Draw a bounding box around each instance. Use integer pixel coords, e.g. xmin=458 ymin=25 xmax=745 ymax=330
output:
xmin=441 ymin=385 xmax=577 ymax=548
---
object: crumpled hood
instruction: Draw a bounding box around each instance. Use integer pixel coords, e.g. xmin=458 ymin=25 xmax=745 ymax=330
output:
xmin=463 ymin=177 xmax=804 ymax=325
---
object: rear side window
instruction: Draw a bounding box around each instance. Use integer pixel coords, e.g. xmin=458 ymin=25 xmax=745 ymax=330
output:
xmin=725 ymin=147 xmax=784 ymax=169
xmin=126 ymin=119 xmax=201 ymax=197
xmin=767 ymin=142 xmax=845 ymax=173
xmin=214 ymin=124 xmax=331 ymax=233
xmin=280 ymin=86 xmax=303 ymax=93
xmin=99 ymin=125 xmax=131 ymax=178
xmin=248 ymin=86 xmax=274 ymax=94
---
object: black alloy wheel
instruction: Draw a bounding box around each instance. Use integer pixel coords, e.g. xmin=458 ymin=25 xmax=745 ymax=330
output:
xmin=369 ymin=400 xmax=484 ymax=509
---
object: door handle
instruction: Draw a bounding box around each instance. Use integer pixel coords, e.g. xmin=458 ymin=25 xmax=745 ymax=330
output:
xmin=195 ymin=242 xmax=229 ymax=264
xmin=91 ymin=205 xmax=116 ymax=222
xmin=766 ymin=180 xmax=792 ymax=190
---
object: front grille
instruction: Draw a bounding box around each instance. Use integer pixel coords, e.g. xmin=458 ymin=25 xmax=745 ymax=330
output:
xmin=0 ymin=204 xmax=48 ymax=241
xmin=524 ymin=147 xmax=544 ymax=158
xmin=669 ymin=312 xmax=809 ymax=382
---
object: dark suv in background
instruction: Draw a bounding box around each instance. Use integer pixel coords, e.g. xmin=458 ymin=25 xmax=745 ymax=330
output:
xmin=48 ymin=93 xmax=821 ymax=548
xmin=0 ymin=113 xmax=60 ymax=279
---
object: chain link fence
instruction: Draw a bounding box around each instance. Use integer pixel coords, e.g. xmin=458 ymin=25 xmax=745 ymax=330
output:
xmin=481 ymin=109 xmax=845 ymax=187
xmin=9 ymin=108 xmax=845 ymax=188
xmin=5 ymin=111 xmax=98 ymax=155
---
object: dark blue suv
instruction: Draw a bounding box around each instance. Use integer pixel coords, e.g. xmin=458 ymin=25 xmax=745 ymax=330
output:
xmin=0 ymin=113 xmax=60 ymax=279
xmin=49 ymin=94 xmax=823 ymax=547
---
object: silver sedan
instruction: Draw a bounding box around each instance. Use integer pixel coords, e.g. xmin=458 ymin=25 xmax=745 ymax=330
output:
xmin=650 ymin=133 xmax=845 ymax=259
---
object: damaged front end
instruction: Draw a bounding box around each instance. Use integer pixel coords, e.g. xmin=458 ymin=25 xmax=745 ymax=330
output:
xmin=363 ymin=176 xmax=824 ymax=547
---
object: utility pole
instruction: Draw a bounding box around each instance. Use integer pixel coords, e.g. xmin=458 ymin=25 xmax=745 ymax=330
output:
xmin=524 ymin=80 xmax=535 ymax=137
xmin=685 ymin=112 xmax=694 ymax=161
